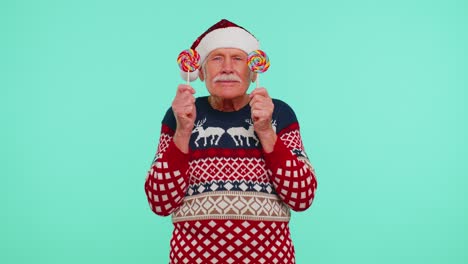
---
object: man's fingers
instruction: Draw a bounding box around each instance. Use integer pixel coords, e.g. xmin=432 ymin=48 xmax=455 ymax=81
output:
xmin=249 ymin=95 xmax=270 ymax=107
xmin=249 ymin=87 xmax=269 ymax=98
xmin=249 ymin=88 xmax=272 ymax=109
xmin=172 ymin=84 xmax=196 ymax=121
xmin=250 ymin=98 xmax=272 ymax=108
xmin=174 ymin=101 xmax=195 ymax=113
xmin=250 ymin=88 xmax=274 ymax=130
xmin=250 ymin=98 xmax=274 ymax=112
xmin=174 ymin=85 xmax=196 ymax=106
xmin=177 ymin=84 xmax=196 ymax=95
xmin=251 ymin=109 xmax=273 ymax=122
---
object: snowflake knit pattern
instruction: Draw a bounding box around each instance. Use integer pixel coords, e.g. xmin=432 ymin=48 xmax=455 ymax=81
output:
xmin=145 ymin=96 xmax=317 ymax=264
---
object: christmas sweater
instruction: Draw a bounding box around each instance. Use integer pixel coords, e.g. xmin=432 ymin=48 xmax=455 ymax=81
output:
xmin=145 ymin=96 xmax=317 ymax=264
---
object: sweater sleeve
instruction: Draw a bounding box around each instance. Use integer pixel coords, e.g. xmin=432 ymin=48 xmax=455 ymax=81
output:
xmin=144 ymin=109 xmax=190 ymax=216
xmin=263 ymin=101 xmax=317 ymax=212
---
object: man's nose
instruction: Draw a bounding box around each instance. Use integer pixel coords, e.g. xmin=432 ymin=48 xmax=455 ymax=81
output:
xmin=221 ymin=58 xmax=234 ymax=73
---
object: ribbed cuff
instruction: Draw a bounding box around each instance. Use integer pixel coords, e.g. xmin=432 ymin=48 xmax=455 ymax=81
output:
xmin=262 ymin=139 xmax=295 ymax=170
xmin=164 ymin=139 xmax=190 ymax=171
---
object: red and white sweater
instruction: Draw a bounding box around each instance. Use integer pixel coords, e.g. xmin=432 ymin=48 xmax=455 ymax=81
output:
xmin=145 ymin=96 xmax=317 ymax=263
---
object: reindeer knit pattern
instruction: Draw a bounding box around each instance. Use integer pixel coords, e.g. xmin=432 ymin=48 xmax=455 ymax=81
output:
xmin=145 ymin=96 xmax=317 ymax=264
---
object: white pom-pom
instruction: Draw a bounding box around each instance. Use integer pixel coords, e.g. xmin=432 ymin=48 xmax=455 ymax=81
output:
xmin=180 ymin=69 xmax=199 ymax=82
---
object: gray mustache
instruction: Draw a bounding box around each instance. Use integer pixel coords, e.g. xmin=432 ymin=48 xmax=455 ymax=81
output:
xmin=213 ymin=74 xmax=242 ymax=82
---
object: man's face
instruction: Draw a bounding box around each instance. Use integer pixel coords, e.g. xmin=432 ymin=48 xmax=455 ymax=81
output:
xmin=200 ymin=48 xmax=255 ymax=100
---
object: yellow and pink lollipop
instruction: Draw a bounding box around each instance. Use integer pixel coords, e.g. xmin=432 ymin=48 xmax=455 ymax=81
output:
xmin=177 ymin=49 xmax=200 ymax=85
xmin=248 ymin=49 xmax=270 ymax=88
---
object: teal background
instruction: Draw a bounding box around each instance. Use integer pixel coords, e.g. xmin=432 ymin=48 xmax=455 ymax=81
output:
xmin=2 ymin=0 xmax=467 ymax=263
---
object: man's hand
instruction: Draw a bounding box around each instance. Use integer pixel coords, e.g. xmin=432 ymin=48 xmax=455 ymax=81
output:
xmin=172 ymin=84 xmax=196 ymax=153
xmin=249 ymin=87 xmax=277 ymax=153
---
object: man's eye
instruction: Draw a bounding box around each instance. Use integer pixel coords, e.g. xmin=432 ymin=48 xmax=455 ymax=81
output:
xmin=212 ymin=56 xmax=222 ymax=61
xmin=234 ymin=57 xmax=243 ymax=61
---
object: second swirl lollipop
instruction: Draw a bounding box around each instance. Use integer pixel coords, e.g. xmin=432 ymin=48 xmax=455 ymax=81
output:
xmin=247 ymin=50 xmax=270 ymax=88
xmin=177 ymin=49 xmax=200 ymax=84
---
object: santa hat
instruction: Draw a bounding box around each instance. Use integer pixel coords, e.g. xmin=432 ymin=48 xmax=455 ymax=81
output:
xmin=182 ymin=19 xmax=260 ymax=82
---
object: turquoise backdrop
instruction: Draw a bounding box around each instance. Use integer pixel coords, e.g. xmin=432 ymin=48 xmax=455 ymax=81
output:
xmin=2 ymin=0 xmax=467 ymax=263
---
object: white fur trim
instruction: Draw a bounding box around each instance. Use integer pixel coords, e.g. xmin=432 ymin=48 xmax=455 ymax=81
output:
xmin=195 ymin=27 xmax=259 ymax=64
xmin=180 ymin=69 xmax=199 ymax=82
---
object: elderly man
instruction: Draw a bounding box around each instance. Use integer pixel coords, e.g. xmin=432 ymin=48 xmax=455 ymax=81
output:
xmin=144 ymin=19 xmax=317 ymax=263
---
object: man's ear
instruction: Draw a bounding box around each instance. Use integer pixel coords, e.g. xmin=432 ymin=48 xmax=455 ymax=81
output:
xmin=251 ymin=72 xmax=257 ymax=83
xmin=199 ymin=67 xmax=205 ymax=81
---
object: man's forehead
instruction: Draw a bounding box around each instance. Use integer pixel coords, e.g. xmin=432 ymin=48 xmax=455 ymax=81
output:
xmin=207 ymin=48 xmax=247 ymax=57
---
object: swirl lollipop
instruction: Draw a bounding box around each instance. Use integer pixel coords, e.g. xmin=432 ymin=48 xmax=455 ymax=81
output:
xmin=248 ymin=50 xmax=270 ymax=88
xmin=177 ymin=49 xmax=200 ymax=84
